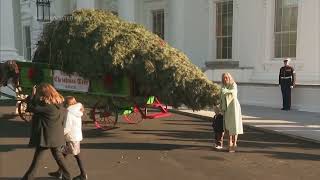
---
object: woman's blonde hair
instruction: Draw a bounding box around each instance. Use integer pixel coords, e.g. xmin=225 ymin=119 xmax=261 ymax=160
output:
xmin=36 ymin=83 xmax=64 ymax=104
xmin=221 ymin=72 xmax=234 ymax=85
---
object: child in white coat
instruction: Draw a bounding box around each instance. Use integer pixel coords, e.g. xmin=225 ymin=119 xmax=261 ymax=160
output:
xmin=49 ymin=96 xmax=88 ymax=180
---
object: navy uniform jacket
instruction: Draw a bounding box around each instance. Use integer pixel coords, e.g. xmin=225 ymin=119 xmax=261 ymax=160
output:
xmin=279 ymin=65 xmax=295 ymax=86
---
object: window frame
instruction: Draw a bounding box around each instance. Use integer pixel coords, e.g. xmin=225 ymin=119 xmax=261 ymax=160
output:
xmin=273 ymin=0 xmax=299 ymax=59
xmin=215 ymin=0 xmax=233 ymax=60
xmin=151 ymin=9 xmax=165 ymax=40
xmin=144 ymin=1 xmax=167 ymax=41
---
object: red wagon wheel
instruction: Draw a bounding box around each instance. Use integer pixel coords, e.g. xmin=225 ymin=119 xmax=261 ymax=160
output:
xmin=18 ymin=100 xmax=33 ymax=123
xmin=92 ymin=102 xmax=118 ymax=130
xmin=122 ymin=106 xmax=144 ymax=124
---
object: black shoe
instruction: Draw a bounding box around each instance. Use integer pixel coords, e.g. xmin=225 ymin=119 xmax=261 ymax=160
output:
xmin=73 ymin=174 xmax=88 ymax=180
xmin=62 ymin=176 xmax=72 ymax=180
xmin=48 ymin=170 xmax=62 ymax=179
xmin=281 ymin=108 xmax=285 ymax=110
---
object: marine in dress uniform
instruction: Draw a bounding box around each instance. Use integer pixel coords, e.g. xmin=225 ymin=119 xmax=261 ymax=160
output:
xmin=279 ymin=58 xmax=296 ymax=110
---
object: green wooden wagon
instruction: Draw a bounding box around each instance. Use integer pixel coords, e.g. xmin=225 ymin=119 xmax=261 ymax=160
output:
xmin=16 ymin=61 xmax=170 ymax=130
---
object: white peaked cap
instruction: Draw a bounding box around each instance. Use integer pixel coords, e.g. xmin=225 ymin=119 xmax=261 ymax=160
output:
xmin=283 ymin=58 xmax=291 ymax=62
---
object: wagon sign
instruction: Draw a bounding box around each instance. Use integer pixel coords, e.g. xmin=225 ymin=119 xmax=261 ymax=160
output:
xmin=53 ymin=70 xmax=89 ymax=92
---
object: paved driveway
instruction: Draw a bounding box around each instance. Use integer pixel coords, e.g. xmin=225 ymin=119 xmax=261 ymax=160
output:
xmin=0 ymin=105 xmax=319 ymax=180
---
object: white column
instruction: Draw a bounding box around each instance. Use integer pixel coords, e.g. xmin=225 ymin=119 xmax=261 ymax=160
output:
xmin=250 ymin=0 xmax=276 ymax=83
xmin=0 ymin=0 xmax=19 ymax=61
xmin=208 ymin=0 xmax=216 ymax=62
xmin=118 ymin=0 xmax=136 ymax=22
xmin=76 ymin=0 xmax=95 ymax=9
xmin=167 ymin=0 xmax=184 ymax=50
xmin=295 ymin=0 xmax=320 ymax=83
xmin=317 ymin=0 xmax=320 ymax=82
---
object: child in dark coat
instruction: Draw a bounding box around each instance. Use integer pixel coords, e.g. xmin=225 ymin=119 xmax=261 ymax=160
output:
xmin=212 ymin=106 xmax=224 ymax=150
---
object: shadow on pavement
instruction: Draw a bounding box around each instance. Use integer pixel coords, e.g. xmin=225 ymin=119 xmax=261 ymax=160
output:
xmin=0 ymin=178 xmax=56 ymax=180
xmin=81 ymin=142 xmax=205 ymax=151
xmin=122 ymin=126 xmax=320 ymax=150
xmin=1 ymin=111 xmax=319 ymax=162
xmin=81 ymin=128 xmax=117 ymax=138
xmin=238 ymin=150 xmax=320 ymax=161
xmin=125 ymin=129 xmax=212 ymax=141
xmin=0 ymin=113 xmax=19 ymax=120
xmin=0 ymin=144 xmax=29 ymax=152
xmin=0 ymin=118 xmax=29 ymax=138
xmin=0 ymin=100 xmax=16 ymax=106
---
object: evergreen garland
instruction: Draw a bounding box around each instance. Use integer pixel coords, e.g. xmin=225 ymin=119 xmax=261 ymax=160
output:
xmin=33 ymin=9 xmax=220 ymax=110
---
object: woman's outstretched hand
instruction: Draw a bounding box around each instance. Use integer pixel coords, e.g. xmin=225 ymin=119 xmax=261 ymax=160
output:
xmin=31 ymin=85 xmax=37 ymax=97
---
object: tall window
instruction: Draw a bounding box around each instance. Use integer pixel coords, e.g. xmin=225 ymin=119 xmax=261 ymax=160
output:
xmin=24 ymin=26 xmax=31 ymax=60
xmin=152 ymin=9 xmax=165 ymax=39
xmin=216 ymin=0 xmax=233 ymax=59
xmin=274 ymin=0 xmax=298 ymax=58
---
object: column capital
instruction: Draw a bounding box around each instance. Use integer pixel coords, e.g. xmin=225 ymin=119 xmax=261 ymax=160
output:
xmin=76 ymin=0 xmax=95 ymax=9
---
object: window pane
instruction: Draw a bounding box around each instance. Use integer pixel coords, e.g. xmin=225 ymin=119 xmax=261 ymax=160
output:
xmin=275 ymin=46 xmax=281 ymax=58
xmin=275 ymin=34 xmax=281 ymax=58
xmin=228 ymin=47 xmax=232 ymax=59
xmin=289 ymin=45 xmax=296 ymax=57
xmin=217 ymin=38 xmax=222 ymax=59
xmin=222 ymin=47 xmax=228 ymax=59
xmin=290 ymin=7 xmax=298 ymax=30
xmin=222 ymin=37 xmax=229 ymax=59
xmin=216 ymin=2 xmax=222 ymax=15
xmin=222 ymin=16 xmax=233 ymax=36
xmin=216 ymin=13 xmax=222 ymax=36
xmin=282 ymin=45 xmax=289 ymax=57
xmin=222 ymin=3 xmax=229 ymax=15
xmin=281 ymin=7 xmax=290 ymax=31
xmin=227 ymin=1 xmax=233 ymax=14
xmin=283 ymin=0 xmax=299 ymax=7
xmin=289 ymin=32 xmax=297 ymax=45
xmin=222 ymin=16 xmax=228 ymax=35
xmin=282 ymin=33 xmax=289 ymax=47
xmin=24 ymin=26 xmax=31 ymax=60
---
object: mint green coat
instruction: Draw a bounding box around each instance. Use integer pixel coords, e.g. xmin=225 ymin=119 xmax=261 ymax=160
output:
xmin=220 ymin=83 xmax=243 ymax=135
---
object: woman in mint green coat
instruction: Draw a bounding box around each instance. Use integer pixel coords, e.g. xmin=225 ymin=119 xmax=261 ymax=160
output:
xmin=220 ymin=72 xmax=243 ymax=152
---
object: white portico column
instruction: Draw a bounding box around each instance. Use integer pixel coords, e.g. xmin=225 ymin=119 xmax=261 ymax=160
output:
xmin=118 ymin=0 xmax=136 ymax=22
xmin=0 ymin=0 xmax=19 ymax=61
xmin=76 ymin=0 xmax=95 ymax=9
xmin=167 ymin=0 xmax=185 ymax=51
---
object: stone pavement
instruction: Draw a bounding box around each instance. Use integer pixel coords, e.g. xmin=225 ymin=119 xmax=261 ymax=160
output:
xmin=172 ymin=105 xmax=320 ymax=143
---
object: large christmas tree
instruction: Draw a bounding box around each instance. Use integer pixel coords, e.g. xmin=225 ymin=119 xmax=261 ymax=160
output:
xmin=33 ymin=9 xmax=220 ymax=110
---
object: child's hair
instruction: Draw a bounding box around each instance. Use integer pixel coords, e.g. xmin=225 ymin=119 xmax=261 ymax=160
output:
xmin=65 ymin=96 xmax=77 ymax=107
xmin=213 ymin=105 xmax=221 ymax=114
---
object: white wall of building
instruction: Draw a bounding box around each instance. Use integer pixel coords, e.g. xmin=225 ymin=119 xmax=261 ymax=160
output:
xmin=238 ymin=84 xmax=320 ymax=113
xmin=204 ymin=0 xmax=320 ymax=112
xmin=2 ymin=0 xmax=320 ymax=112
